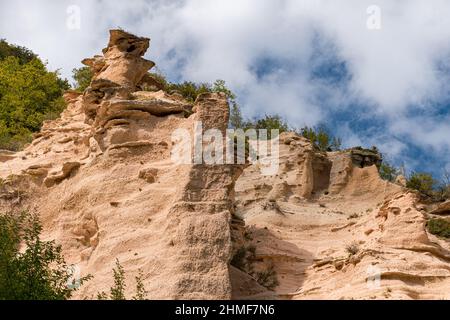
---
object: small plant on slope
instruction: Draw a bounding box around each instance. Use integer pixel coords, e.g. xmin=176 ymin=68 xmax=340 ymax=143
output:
xmin=97 ymin=260 xmax=147 ymax=300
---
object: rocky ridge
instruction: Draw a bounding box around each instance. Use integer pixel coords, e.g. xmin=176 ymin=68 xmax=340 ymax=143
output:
xmin=1 ymin=30 xmax=449 ymax=300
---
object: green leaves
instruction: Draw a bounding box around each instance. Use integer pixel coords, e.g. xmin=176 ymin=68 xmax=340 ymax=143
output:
xmin=97 ymin=260 xmax=147 ymax=300
xmin=72 ymin=66 xmax=93 ymax=92
xmin=406 ymin=172 xmax=437 ymax=197
xmin=0 ymin=39 xmax=36 ymax=65
xmin=379 ymin=161 xmax=400 ymax=182
xmin=298 ymin=125 xmax=342 ymax=151
xmin=427 ymin=218 xmax=450 ymax=239
xmin=0 ymin=52 xmax=68 ymax=151
xmin=110 ymin=259 xmax=126 ymax=300
xmin=0 ymin=211 xmax=91 ymax=300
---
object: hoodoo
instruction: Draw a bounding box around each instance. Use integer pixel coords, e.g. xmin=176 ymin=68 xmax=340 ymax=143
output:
xmin=1 ymin=30 xmax=449 ymax=300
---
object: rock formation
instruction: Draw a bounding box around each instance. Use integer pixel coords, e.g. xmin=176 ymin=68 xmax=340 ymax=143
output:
xmin=233 ymin=133 xmax=450 ymax=300
xmin=0 ymin=30 xmax=242 ymax=299
xmin=1 ymin=30 xmax=449 ymax=300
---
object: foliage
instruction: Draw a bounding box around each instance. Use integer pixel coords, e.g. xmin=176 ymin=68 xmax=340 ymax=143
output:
xmin=167 ymin=81 xmax=212 ymax=103
xmin=211 ymin=79 xmax=244 ymax=129
xmin=255 ymin=264 xmax=279 ymax=290
xmin=132 ymin=270 xmax=148 ymax=300
xmin=406 ymin=172 xmax=437 ymax=197
xmin=0 ymin=211 xmax=91 ymax=300
xmin=229 ymin=103 xmax=244 ymax=129
xmin=242 ymin=114 xmax=289 ymax=140
xmin=346 ymin=241 xmax=360 ymax=256
xmin=435 ymin=170 xmax=450 ymax=201
xmin=298 ymin=125 xmax=342 ymax=151
xmin=0 ymin=39 xmax=36 ymax=65
xmin=230 ymin=245 xmax=279 ymax=290
xmin=110 ymin=259 xmax=126 ymax=300
xmin=379 ymin=161 xmax=400 ymax=182
xmin=147 ymin=71 xmax=169 ymax=88
xmin=72 ymin=66 xmax=93 ymax=92
xmin=427 ymin=218 xmax=450 ymax=239
xmin=250 ymin=115 xmax=289 ymax=133
xmin=97 ymin=260 xmax=147 ymax=300
xmin=0 ymin=47 xmax=69 ymax=151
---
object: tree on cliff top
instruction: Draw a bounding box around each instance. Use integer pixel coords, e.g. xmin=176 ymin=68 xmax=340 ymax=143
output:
xmin=0 ymin=40 xmax=69 ymax=151
xmin=72 ymin=66 xmax=93 ymax=92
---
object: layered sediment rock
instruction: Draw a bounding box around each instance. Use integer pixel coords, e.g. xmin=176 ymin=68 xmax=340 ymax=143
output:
xmin=1 ymin=30 xmax=449 ymax=300
xmin=234 ymin=132 xmax=450 ymax=300
xmin=0 ymin=30 xmax=243 ymax=299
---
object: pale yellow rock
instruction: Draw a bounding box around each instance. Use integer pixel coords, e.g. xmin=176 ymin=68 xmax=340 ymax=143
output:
xmin=1 ymin=30 xmax=449 ymax=301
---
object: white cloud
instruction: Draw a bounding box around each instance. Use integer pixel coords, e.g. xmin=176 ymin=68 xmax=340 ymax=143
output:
xmin=1 ymin=0 xmax=450 ymax=171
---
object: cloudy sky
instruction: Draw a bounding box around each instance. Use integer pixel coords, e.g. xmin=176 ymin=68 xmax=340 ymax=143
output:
xmin=1 ymin=0 xmax=450 ymax=177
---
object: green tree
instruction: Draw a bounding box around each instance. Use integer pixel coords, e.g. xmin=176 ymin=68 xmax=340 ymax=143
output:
xmin=250 ymin=115 xmax=289 ymax=133
xmin=0 ymin=39 xmax=36 ymax=65
xmin=167 ymin=81 xmax=212 ymax=103
xmin=298 ymin=125 xmax=341 ymax=151
xmin=0 ymin=56 xmax=69 ymax=150
xmin=72 ymin=66 xmax=93 ymax=92
xmin=406 ymin=172 xmax=437 ymax=197
xmin=379 ymin=161 xmax=400 ymax=182
xmin=212 ymin=80 xmax=244 ymax=129
xmin=0 ymin=211 xmax=91 ymax=300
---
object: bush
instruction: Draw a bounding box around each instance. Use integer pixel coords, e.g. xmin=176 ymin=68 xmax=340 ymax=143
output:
xmin=230 ymin=245 xmax=279 ymax=290
xmin=255 ymin=264 xmax=279 ymax=290
xmin=406 ymin=172 xmax=437 ymax=197
xmin=346 ymin=241 xmax=360 ymax=256
xmin=0 ymin=39 xmax=36 ymax=65
xmin=97 ymin=260 xmax=147 ymax=300
xmin=0 ymin=211 xmax=91 ymax=300
xmin=379 ymin=161 xmax=400 ymax=182
xmin=72 ymin=66 xmax=93 ymax=92
xmin=298 ymin=125 xmax=342 ymax=152
xmin=166 ymin=81 xmax=212 ymax=103
xmin=0 ymin=51 xmax=69 ymax=151
xmin=427 ymin=218 xmax=450 ymax=238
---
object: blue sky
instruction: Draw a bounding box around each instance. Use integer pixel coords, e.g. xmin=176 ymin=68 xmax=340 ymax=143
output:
xmin=1 ymin=0 xmax=450 ymax=178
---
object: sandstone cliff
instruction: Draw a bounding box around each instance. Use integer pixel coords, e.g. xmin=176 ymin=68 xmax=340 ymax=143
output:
xmin=1 ymin=30 xmax=449 ymax=300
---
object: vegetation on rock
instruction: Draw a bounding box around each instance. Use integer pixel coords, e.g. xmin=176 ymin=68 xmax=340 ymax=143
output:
xmin=0 ymin=211 xmax=91 ymax=300
xmin=0 ymin=40 xmax=69 ymax=151
xmin=231 ymin=245 xmax=279 ymax=290
xmin=97 ymin=259 xmax=147 ymax=300
xmin=427 ymin=218 xmax=450 ymax=239
xmin=379 ymin=161 xmax=401 ymax=182
xmin=72 ymin=66 xmax=93 ymax=92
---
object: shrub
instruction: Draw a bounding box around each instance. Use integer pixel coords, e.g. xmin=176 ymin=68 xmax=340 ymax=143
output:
xmin=72 ymin=66 xmax=93 ymax=92
xmin=0 ymin=54 xmax=69 ymax=151
xmin=298 ymin=125 xmax=342 ymax=151
xmin=346 ymin=241 xmax=360 ymax=256
xmin=243 ymin=114 xmax=289 ymax=140
xmin=255 ymin=264 xmax=279 ymax=290
xmin=0 ymin=39 xmax=36 ymax=65
xmin=110 ymin=259 xmax=126 ymax=300
xmin=379 ymin=161 xmax=400 ymax=182
xmin=0 ymin=211 xmax=91 ymax=300
xmin=406 ymin=172 xmax=437 ymax=197
xmin=427 ymin=218 xmax=450 ymax=238
xmin=230 ymin=245 xmax=279 ymax=290
xmin=167 ymin=81 xmax=212 ymax=103
xmin=132 ymin=270 xmax=148 ymax=300
xmin=97 ymin=260 xmax=147 ymax=300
